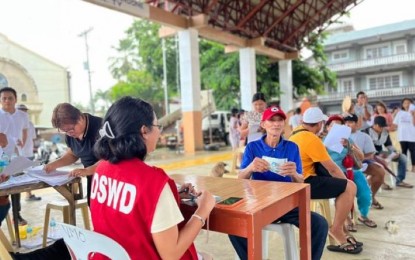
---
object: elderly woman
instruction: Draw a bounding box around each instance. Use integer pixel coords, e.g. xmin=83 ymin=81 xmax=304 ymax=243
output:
xmin=44 ymin=103 xmax=102 ymax=205
xmin=91 ymin=97 xmax=215 ymax=259
xmin=325 ymin=115 xmax=377 ymax=231
xmin=229 ymin=106 xmax=329 ymax=260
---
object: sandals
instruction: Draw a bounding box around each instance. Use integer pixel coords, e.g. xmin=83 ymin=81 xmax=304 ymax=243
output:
xmin=346 ymin=223 xmax=357 ymax=232
xmin=346 ymin=235 xmax=363 ymax=247
xmin=327 ymin=242 xmax=363 ymax=254
xmin=396 ymin=182 xmax=414 ymax=188
xmin=358 ymin=217 xmax=377 ymax=228
xmin=372 ymin=201 xmax=384 ymax=210
xmin=382 ymin=183 xmax=393 ymax=190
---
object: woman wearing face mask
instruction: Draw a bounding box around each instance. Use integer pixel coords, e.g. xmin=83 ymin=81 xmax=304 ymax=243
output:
xmin=239 ymin=92 xmax=268 ymax=145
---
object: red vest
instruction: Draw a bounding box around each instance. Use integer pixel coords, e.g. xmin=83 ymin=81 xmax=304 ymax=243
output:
xmin=90 ymin=158 xmax=197 ymax=260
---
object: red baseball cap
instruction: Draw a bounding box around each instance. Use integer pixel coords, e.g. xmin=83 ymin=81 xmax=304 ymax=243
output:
xmin=262 ymin=106 xmax=287 ymax=121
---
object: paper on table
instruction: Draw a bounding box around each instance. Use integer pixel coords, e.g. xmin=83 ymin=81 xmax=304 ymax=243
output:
xmin=0 ymin=174 xmax=40 ymax=189
xmin=323 ymin=124 xmax=351 ymax=154
xmin=1 ymin=156 xmax=39 ymax=176
xmin=26 ymin=165 xmax=74 ymax=186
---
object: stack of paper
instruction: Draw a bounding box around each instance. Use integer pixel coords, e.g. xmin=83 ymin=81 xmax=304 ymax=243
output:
xmin=26 ymin=165 xmax=74 ymax=186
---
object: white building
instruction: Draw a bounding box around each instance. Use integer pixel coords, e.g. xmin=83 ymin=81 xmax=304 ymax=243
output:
xmin=318 ymin=20 xmax=415 ymax=114
xmin=0 ymin=33 xmax=70 ymax=126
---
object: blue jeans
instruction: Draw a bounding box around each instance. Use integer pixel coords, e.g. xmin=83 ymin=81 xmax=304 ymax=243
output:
xmin=229 ymin=208 xmax=328 ymax=260
xmin=393 ymin=154 xmax=408 ymax=184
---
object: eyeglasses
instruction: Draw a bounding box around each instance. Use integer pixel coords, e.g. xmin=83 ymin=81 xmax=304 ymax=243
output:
xmin=152 ymin=124 xmax=163 ymax=132
xmin=58 ymin=125 xmax=76 ymax=134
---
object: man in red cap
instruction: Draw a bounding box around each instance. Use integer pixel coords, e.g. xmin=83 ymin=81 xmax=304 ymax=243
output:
xmin=229 ymin=106 xmax=329 ymax=260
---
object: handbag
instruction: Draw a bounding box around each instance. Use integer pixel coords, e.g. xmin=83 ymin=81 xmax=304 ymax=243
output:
xmin=345 ymin=142 xmax=362 ymax=170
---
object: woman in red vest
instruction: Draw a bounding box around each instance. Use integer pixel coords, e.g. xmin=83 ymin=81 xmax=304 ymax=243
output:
xmin=91 ymin=96 xmax=215 ymax=260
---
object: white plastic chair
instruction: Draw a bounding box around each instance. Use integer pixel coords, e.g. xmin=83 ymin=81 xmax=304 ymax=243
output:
xmin=235 ymin=223 xmax=299 ymax=260
xmin=58 ymin=222 xmax=130 ymax=260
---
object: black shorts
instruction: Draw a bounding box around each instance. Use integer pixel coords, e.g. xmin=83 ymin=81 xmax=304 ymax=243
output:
xmin=305 ymin=176 xmax=348 ymax=199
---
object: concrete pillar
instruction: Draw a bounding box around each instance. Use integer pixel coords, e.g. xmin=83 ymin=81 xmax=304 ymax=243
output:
xmin=178 ymin=29 xmax=203 ymax=153
xmin=279 ymin=60 xmax=293 ymax=112
xmin=239 ymin=48 xmax=257 ymax=111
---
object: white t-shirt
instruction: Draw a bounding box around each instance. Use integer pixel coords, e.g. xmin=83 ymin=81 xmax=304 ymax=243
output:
xmin=350 ymin=131 xmax=376 ymax=154
xmin=0 ymin=109 xmax=29 ymax=156
xmin=354 ymin=104 xmax=373 ymax=130
xmin=21 ymin=121 xmax=36 ymax=157
xmin=151 ymin=183 xmax=184 ymax=233
xmin=393 ymin=110 xmax=415 ymax=142
xmin=0 ymin=112 xmax=16 ymax=155
xmin=242 ymin=111 xmax=263 ymax=143
xmin=289 ymin=114 xmax=302 ymax=129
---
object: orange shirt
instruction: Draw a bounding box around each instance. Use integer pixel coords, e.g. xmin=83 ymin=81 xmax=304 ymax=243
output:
xmin=288 ymin=126 xmax=331 ymax=179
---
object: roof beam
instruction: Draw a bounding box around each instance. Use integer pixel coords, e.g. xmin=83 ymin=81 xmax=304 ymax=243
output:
xmin=264 ymin=0 xmax=305 ymax=36
xmin=282 ymin=0 xmax=337 ymax=44
xmin=83 ymin=0 xmax=189 ymax=29
xmin=236 ymin=0 xmax=270 ymax=29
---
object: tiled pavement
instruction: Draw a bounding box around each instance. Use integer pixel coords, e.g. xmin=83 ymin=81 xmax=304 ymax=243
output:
xmin=3 ymin=147 xmax=415 ymax=259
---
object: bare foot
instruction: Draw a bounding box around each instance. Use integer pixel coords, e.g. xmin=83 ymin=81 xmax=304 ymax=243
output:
xmin=412 ymin=166 xmax=415 ymax=173
xmin=329 ymin=226 xmax=347 ymax=244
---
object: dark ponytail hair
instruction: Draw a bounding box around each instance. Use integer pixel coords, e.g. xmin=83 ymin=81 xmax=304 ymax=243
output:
xmin=94 ymin=96 xmax=155 ymax=163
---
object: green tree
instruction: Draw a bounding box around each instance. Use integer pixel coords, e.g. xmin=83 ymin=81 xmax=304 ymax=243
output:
xmin=108 ymin=20 xmax=335 ymax=111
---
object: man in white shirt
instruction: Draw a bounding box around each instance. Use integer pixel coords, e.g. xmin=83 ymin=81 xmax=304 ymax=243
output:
xmin=0 ymin=87 xmax=30 ymax=225
xmin=289 ymin=107 xmax=302 ymax=130
xmin=16 ymin=104 xmax=42 ymax=202
xmin=344 ymin=113 xmax=386 ymax=209
xmin=354 ymin=91 xmax=373 ymax=130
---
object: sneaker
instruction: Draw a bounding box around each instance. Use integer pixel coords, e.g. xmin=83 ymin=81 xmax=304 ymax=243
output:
xmin=25 ymin=194 xmax=42 ymax=201
xmin=16 ymin=215 xmax=27 ymax=226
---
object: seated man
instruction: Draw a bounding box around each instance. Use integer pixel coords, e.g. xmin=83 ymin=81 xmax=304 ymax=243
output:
xmin=344 ymin=113 xmax=386 ymax=209
xmin=364 ymin=116 xmax=413 ymax=188
xmin=229 ymin=106 xmax=328 ymax=260
xmin=289 ymin=107 xmax=361 ymax=254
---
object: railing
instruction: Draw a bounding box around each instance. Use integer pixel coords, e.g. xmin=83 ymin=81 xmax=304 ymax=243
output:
xmin=317 ymin=86 xmax=415 ymax=102
xmin=328 ymin=53 xmax=415 ymax=72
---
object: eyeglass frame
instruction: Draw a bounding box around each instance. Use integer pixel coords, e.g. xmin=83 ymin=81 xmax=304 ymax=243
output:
xmin=58 ymin=124 xmax=77 ymax=134
xmin=152 ymin=124 xmax=163 ymax=132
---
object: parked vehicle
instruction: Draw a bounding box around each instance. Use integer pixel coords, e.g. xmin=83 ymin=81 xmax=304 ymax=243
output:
xmin=202 ymin=111 xmax=231 ymax=145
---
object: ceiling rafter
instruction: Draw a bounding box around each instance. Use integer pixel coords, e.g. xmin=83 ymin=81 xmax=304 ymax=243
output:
xmin=86 ymin=0 xmax=362 ymax=59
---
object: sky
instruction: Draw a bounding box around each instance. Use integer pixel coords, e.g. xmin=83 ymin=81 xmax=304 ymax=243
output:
xmin=0 ymin=0 xmax=414 ymax=105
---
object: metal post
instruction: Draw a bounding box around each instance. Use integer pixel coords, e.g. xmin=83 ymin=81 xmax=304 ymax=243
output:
xmin=78 ymin=27 xmax=95 ymax=113
xmin=162 ymin=38 xmax=169 ymax=116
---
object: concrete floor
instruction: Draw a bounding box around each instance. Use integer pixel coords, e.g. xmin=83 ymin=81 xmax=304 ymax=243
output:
xmin=2 ymin=147 xmax=415 ymax=259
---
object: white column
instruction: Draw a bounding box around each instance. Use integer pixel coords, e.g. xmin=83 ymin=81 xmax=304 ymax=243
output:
xmin=179 ymin=29 xmax=201 ymax=112
xmin=239 ymin=48 xmax=257 ymax=111
xmin=279 ymin=60 xmax=293 ymax=112
xmin=178 ymin=29 xmax=203 ymax=152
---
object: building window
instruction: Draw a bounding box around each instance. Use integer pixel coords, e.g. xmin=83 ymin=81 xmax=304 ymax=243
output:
xmin=395 ymin=44 xmax=406 ymax=54
xmin=368 ymin=74 xmax=400 ymax=90
xmin=0 ymin=74 xmax=8 ymax=88
xmin=365 ymin=45 xmax=389 ymax=59
xmin=332 ymin=50 xmax=349 ymax=61
xmin=21 ymin=94 xmax=27 ymax=102
xmin=338 ymin=78 xmax=354 ymax=92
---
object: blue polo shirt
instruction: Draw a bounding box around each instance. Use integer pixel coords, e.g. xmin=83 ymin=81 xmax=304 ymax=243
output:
xmin=241 ymin=135 xmax=303 ymax=182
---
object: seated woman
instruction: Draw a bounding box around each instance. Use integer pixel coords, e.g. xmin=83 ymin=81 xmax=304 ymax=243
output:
xmin=324 ymin=115 xmax=377 ymax=231
xmin=90 ymin=96 xmax=215 ymax=259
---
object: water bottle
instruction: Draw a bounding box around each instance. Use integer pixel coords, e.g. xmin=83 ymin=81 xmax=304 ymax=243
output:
xmin=49 ymin=218 xmax=57 ymax=239
xmin=26 ymin=225 xmax=33 ymax=240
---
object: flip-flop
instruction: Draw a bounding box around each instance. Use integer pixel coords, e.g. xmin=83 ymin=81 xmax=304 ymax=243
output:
xmin=327 ymin=242 xmax=363 ymax=254
xmin=382 ymin=183 xmax=393 ymax=190
xmin=358 ymin=217 xmax=377 ymax=228
xmin=346 ymin=235 xmax=363 ymax=247
xmin=396 ymin=182 xmax=414 ymax=188
xmin=346 ymin=223 xmax=357 ymax=232
xmin=372 ymin=201 xmax=384 ymax=210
